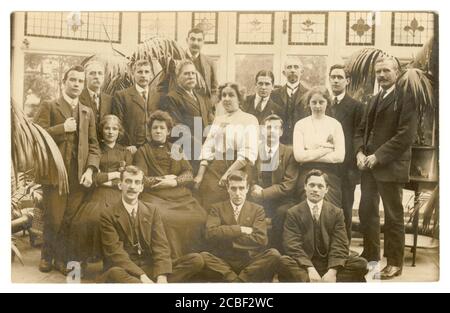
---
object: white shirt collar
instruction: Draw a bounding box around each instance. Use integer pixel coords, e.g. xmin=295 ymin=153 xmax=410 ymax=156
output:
xmin=135 ymin=84 xmax=148 ymax=96
xmin=122 ymin=199 xmax=138 ymax=217
xmin=333 ymin=92 xmax=346 ymax=103
xmin=87 ymin=88 xmax=101 ymax=99
xmin=62 ymin=91 xmax=78 ymax=109
xmin=286 ymin=81 xmax=300 ymax=90
xmin=265 ymin=142 xmax=279 ymax=156
xmin=382 ymin=85 xmax=395 ymax=99
xmin=187 ymin=49 xmax=200 ymax=60
xmin=307 ymin=199 xmax=323 ymax=217
xmin=255 ymin=95 xmax=269 ymax=110
xmin=231 ymin=201 xmax=245 ymax=219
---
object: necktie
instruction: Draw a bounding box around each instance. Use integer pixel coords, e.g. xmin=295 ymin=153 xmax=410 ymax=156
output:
xmin=93 ymin=93 xmax=100 ymax=111
xmin=287 ymin=86 xmax=297 ymax=98
xmin=142 ymin=91 xmax=147 ymax=103
xmin=234 ymin=206 xmax=240 ymax=221
xmin=255 ymin=97 xmax=264 ymax=113
xmin=379 ymin=89 xmax=386 ymax=100
xmin=131 ymin=208 xmax=136 ymax=226
xmin=312 ymin=205 xmax=320 ymax=222
xmin=331 ymin=97 xmax=339 ymax=117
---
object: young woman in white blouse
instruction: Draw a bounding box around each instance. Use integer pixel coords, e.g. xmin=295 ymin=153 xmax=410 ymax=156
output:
xmin=194 ymin=82 xmax=259 ymax=210
xmin=293 ymin=86 xmax=345 ymax=207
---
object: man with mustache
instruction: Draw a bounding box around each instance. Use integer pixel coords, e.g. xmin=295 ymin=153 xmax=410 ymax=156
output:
xmin=271 ymin=58 xmax=309 ymax=145
xmin=355 ymin=57 xmax=418 ymax=279
xmin=159 ymin=60 xmax=213 ymax=171
xmin=79 ymin=61 xmax=112 ymax=134
xmin=98 ymin=165 xmax=204 ymax=283
xmin=200 ymin=170 xmax=281 ymax=282
xmin=34 ymin=65 xmax=101 ymax=274
xmin=112 ymin=60 xmax=156 ymax=154
xmin=327 ymin=64 xmax=363 ymax=242
xmin=278 ymin=169 xmax=368 ymax=282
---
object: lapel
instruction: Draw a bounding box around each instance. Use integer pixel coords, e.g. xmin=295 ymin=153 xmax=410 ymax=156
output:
xmin=376 ymin=89 xmax=396 ymax=114
xmin=237 ymin=201 xmax=253 ymax=225
xmin=114 ymin=201 xmax=134 ymax=244
xmin=334 ymin=94 xmax=352 ymax=122
xmin=199 ymin=54 xmax=210 ymax=91
xmin=298 ymin=202 xmax=314 ymax=245
xmin=99 ymin=93 xmax=109 ymax=119
xmin=280 ymin=85 xmax=289 ymax=106
xmin=178 ymin=86 xmax=201 ymax=111
xmin=224 ymin=201 xmax=239 ymax=225
xmin=55 ymin=96 xmax=73 ymax=120
xmin=78 ymin=102 xmax=90 ymax=135
xmin=319 ymin=202 xmax=332 ymax=248
xmin=194 ymin=89 xmax=210 ymax=125
xmin=137 ymin=202 xmax=152 ymax=248
xmin=363 ymin=94 xmax=380 ymax=144
xmin=271 ymin=144 xmax=284 ymax=182
xmin=129 ymin=86 xmax=147 ymax=112
xmin=79 ymin=89 xmax=93 ymax=111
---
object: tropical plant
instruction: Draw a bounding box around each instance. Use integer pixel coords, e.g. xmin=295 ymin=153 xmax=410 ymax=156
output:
xmin=81 ymin=35 xmax=206 ymax=97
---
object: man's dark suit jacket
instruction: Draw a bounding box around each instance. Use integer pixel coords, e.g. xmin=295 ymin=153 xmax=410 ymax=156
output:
xmin=160 ymin=86 xmax=213 ymax=133
xmin=254 ymin=144 xmax=299 ymax=202
xmin=329 ymin=93 xmax=363 ymax=179
xmin=205 ymin=201 xmax=268 ymax=261
xmin=243 ymin=95 xmax=284 ymax=124
xmin=283 ymin=200 xmax=349 ymax=269
xmin=353 ymin=89 xmax=418 ymax=183
xmin=34 ymin=96 xmax=101 ymax=182
xmin=112 ymin=86 xmax=156 ymax=147
xmin=271 ymin=83 xmax=309 ymax=144
xmin=79 ymin=88 xmax=113 ymax=127
xmin=100 ymin=200 xmax=173 ymax=278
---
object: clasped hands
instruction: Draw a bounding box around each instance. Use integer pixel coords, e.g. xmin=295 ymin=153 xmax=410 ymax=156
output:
xmin=357 ymin=152 xmax=378 ymax=170
xmin=308 ymin=267 xmax=337 ymax=283
xmin=153 ymin=175 xmax=178 ymax=189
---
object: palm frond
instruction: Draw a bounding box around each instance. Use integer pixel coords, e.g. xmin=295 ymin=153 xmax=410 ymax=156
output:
xmin=11 ymin=99 xmax=69 ymax=194
xmin=396 ymin=68 xmax=435 ymax=114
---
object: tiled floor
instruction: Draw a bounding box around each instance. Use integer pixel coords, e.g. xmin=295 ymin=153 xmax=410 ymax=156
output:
xmin=11 ymin=233 xmax=439 ymax=284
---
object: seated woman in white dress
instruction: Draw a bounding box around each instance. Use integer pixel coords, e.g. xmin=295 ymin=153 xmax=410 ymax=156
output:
xmin=293 ymin=86 xmax=345 ymax=207
xmin=194 ymin=82 xmax=259 ymax=210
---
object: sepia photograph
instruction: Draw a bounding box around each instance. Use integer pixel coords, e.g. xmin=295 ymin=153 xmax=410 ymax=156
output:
xmin=9 ymin=8 xmax=439 ymax=288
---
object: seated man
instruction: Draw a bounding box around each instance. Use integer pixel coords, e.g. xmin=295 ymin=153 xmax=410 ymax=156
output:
xmin=200 ymin=170 xmax=281 ymax=282
xmin=279 ymin=169 xmax=368 ymax=283
xmin=98 ymin=165 xmax=204 ymax=283
xmin=251 ymin=114 xmax=299 ymax=252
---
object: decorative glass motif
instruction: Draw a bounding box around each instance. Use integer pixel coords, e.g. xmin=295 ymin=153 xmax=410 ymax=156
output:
xmin=139 ymin=12 xmax=178 ymax=43
xmin=392 ymin=12 xmax=434 ymax=46
xmin=192 ymin=12 xmax=218 ymax=44
xmin=289 ymin=12 xmax=328 ymax=45
xmin=346 ymin=12 xmax=376 ymax=46
xmin=236 ymin=12 xmax=274 ymax=45
xmin=25 ymin=12 xmax=122 ymax=43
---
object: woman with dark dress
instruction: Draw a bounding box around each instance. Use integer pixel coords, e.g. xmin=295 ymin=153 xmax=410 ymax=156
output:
xmin=69 ymin=115 xmax=132 ymax=266
xmin=133 ymin=110 xmax=207 ymax=259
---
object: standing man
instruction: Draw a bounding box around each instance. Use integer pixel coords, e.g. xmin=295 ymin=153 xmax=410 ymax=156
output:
xmin=251 ymin=114 xmax=299 ymax=252
xmin=34 ymin=65 xmax=101 ymax=274
xmin=99 ymin=165 xmax=205 ymax=283
xmin=79 ymin=61 xmax=112 ymax=132
xmin=328 ymin=64 xmax=363 ymax=242
xmin=200 ymin=171 xmax=281 ymax=282
xmin=271 ymin=58 xmax=309 ymax=145
xmin=113 ymin=60 xmax=155 ymax=153
xmin=278 ymin=170 xmax=368 ymax=283
xmin=243 ymin=70 xmax=284 ymax=124
xmin=355 ymin=56 xmax=418 ymax=279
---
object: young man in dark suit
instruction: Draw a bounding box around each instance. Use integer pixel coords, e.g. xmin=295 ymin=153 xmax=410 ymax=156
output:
xmin=79 ymin=61 xmax=112 ymax=132
xmin=98 ymin=165 xmax=204 ymax=283
xmin=355 ymin=57 xmax=418 ymax=279
xmin=112 ymin=59 xmax=156 ymax=154
xmin=328 ymin=64 xmax=363 ymax=242
xmin=271 ymin=58 xmax=309 ymax=145
xmin=200 ymin=170 xmax=281 ymax=282
xmin=251 ymin=114 xmax=299 ymax=252
xmin=34 ymin=65 xmax=101 ymax=274
xmin=243 ymin=70 xmax=284 ymax=124
xmin=279 ymin=169 xmax=368 ymax=282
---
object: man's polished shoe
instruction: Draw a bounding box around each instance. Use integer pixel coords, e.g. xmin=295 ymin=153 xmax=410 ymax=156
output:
xmin=53 ymin=261 xmax=68 ymax=276
xmin=379 ymin=265 xmax=402 ymax=280
xmin=38 ymin=259 xmax=52 ymax=273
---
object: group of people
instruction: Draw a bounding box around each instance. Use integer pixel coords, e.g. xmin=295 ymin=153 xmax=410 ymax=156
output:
xmin=32 ymin=27 xmax=418 ymax=283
